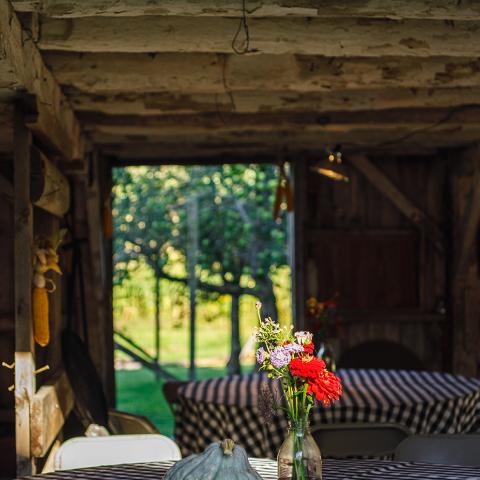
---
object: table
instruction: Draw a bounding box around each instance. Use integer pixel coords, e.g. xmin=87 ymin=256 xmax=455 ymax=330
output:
xmin=21 ymin=458 xmax=480 ymax=480
xmin=175 ymin=369 xmax=480 ymax=458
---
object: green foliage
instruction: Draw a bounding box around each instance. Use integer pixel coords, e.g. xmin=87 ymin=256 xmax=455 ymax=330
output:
xmin=112 ymin=164 xmax=292 ymax=370
xmin=112 ymin=164 xmax=289 ymax=295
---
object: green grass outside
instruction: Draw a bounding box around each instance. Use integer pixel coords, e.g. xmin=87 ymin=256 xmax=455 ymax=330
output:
xmin=114 ymin=263 xmax=291 ymax=435
xmin=116 ymin=366 xmax=234 ymax=437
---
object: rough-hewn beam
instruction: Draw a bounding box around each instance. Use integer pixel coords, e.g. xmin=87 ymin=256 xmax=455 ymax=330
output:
xmin=66 ymin=87 xmax=480 ymax=116
xmin=37 ymin=16 xmax=480 ymax=56
xmin=43 ymin=53 xmax=480 ymax=95
xmin=95 ymin=127 xmax=480 ymax=160
xmin=27 ymin=0 xmax=480 ymax=20
xmin=77 ymin=108 xmax=480 ymax=138
xmin=0 ymin=1 xmax=85 ymax=160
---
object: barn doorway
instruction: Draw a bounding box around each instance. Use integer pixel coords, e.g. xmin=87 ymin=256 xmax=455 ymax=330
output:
xmin=111 ymin=163 xmax=293 ymax=434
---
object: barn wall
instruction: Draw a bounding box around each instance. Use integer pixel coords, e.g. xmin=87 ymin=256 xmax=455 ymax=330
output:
xmin=302 ymin=153 xmax=448 ymax=371
xmin=0 ymin=129 xmax=114 ymax=475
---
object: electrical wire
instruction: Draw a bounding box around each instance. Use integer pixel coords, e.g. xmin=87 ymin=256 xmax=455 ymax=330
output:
xmin=232 ymin=0 xmax=250 ymax=55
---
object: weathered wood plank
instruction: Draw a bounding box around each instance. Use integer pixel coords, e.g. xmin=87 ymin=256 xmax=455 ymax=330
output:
xmin=14 ymin=104 xmax=35 ymax=476
xmin=0 ymin=1 xmax=85 ymax=160
xmin=29 ymin=0 xmax=480 ymax=20
xmin=66 ymin=87 xmax=480 ymax=116
xmin=349 ymin=154 xmax=444 ymax=253
xmin=30 ymin=371 xmax=74 ymax=458
xmin=43 ymin=52 xmax=480 ymax=95
xmin=37 ymin=16 xmax=480 ymax=56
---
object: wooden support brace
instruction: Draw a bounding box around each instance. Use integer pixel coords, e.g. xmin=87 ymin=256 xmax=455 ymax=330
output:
xmin=349 ymin=153 xmax=445 ymax=253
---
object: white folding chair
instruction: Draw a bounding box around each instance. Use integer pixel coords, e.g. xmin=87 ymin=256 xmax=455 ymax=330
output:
xmin=395 ymin=434 xmax=480 ymax=466
xmin=53 ymin=434 xmax=182 ymax=471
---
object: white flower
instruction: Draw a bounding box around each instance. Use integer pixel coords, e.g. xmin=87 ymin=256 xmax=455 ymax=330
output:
xmin=294 ymin=331 xmax=313 ymax=345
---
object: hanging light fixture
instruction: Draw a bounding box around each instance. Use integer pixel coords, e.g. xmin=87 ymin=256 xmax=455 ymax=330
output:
xmin=311 ymin=147 xmax=350 ymax=182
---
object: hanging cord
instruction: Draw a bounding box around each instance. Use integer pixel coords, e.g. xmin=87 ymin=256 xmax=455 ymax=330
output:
xmin=273 ymin=161 xmax=294 ymax=221
xmin=232 ymin=0 xmax=251 ymax=55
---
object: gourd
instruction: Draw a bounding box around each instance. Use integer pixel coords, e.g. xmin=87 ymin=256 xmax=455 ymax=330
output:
xmin=164 ymin=439 xmax=262 ymax=480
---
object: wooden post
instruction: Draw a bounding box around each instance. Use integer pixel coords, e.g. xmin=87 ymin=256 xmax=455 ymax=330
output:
xmin=290 ymin=160 xmax=306 ymax=330
xmin=14 ymin=104 xmax=35 ymax=476
xmin=451 ymin=144 xmax=480 ymax=376
xmin=187 ymin=196 xmax=198 ymax=381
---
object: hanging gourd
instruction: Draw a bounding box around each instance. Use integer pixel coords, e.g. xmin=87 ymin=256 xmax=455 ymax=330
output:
xmin=164 ymin=439 xmax=262 ymax=480
xmin=32 ymin=230 xmax=66 ymax=347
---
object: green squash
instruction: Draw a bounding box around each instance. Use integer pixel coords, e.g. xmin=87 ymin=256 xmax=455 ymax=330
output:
xmin=164 ymin=439 xmax=263 ymax=480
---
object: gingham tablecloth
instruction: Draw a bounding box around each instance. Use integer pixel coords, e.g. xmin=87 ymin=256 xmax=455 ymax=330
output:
xmin=20 ymin=458 xmax=480 ymax=480
xmin=175 ymin=369 xmax=480 ymax=458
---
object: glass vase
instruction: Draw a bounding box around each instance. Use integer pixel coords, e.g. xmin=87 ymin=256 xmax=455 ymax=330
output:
xmin=317 ymin=340 xmax=337 ymax=372
xmin=277 ymin=419 xmax=322 ymax=480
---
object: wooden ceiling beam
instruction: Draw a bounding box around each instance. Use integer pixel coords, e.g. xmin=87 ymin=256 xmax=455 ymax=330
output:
xmin=0 ymin=1 xmax=85 ymax=161
xmin=66 ymin=87 xmax=480 ymax=116
xmin=77 ymin=107 xmax=480 ymax=133
xmin=37 ymin=16 xmax=480 ymax=56
xmin=43 ymin=52 xmax=480 ymax=95
xmin=93 ymin=126 xmax=480 ymax=154
xmin=18 ymin=0 xmax=480 ymax=20
xmin=98 ymin=135 xmax=467 ymax=160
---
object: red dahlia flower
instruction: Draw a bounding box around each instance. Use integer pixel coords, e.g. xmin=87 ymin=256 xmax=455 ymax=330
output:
xmin=307 ymin=370 xmax=342 ymax=405
xmin=289 ymin=356 xmax=325 ymax=379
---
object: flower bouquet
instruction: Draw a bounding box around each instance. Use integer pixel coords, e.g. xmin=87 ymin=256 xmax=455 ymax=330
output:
xmin=254 ymin=302 xmax=342 ymax=480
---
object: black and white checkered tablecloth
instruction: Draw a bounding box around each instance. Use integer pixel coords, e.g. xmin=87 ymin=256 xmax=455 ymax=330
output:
xmin=21 ymin=458 xmax=480 ymax=480
xmin=175 ymin=369 xmax=480 ymax=458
